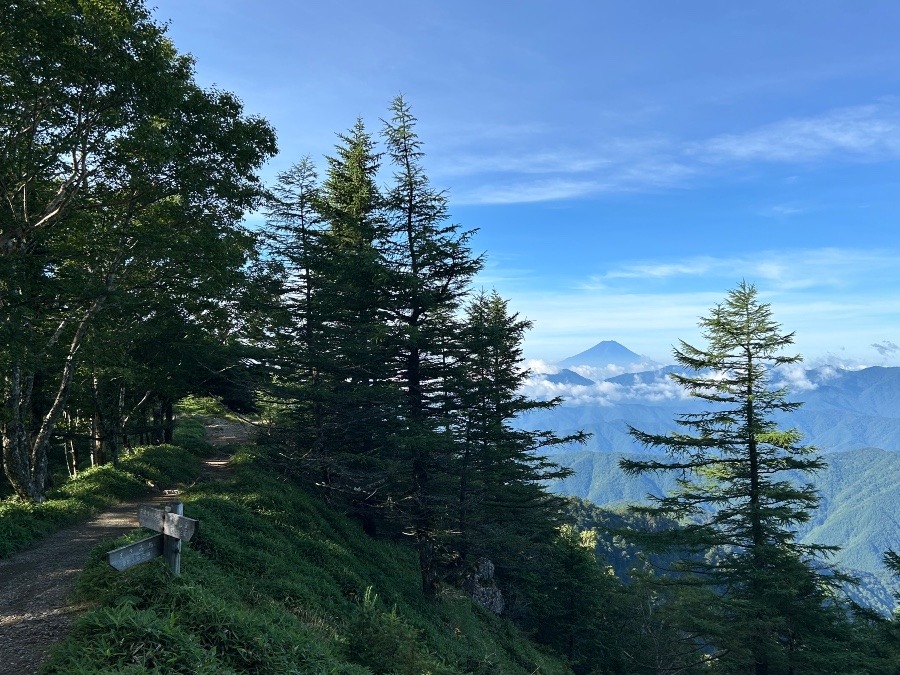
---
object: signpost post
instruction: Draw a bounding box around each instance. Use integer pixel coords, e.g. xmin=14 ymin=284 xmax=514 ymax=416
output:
xmin=107 ymin=502 xmax=198 ymax=575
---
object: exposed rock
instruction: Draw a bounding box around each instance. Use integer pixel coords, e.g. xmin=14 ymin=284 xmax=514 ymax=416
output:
xmin=461 ymin=558 xmax=505 ymax=615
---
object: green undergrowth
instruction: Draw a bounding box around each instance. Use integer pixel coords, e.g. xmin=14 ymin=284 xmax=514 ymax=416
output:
xmin=0 ymin=443 xmax=203 ymax=559
xmin=42 ymin=447 xmax=572 ymax=674
xmin=175 ymin=395 xmax=232 ymax=418
xmin=173 ymin=416 xmax=219 ymax=457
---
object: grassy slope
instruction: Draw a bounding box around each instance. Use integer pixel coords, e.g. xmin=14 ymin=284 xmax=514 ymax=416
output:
xmin=40 ymin=446 xmax=571 ymax=674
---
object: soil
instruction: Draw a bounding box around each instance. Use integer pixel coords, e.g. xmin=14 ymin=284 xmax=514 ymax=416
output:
xmin=0 ymin=418 xmax=254 ymax=675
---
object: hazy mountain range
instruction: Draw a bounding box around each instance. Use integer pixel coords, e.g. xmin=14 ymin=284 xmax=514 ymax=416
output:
xmin=523 ymin=341 xmax=900 ymax=615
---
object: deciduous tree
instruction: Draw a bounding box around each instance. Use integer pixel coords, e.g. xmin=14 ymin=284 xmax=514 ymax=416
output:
xmin=0 ymin=0 xmax=275 ymax=500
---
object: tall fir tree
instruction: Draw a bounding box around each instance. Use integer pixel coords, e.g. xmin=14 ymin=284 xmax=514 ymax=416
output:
xmin=381 ymin=96 xmax=483 ymax=594
xmin=454 ymin=290 xmax=581 ymax=572
xmin=263 ymin=158 xmax=331 ymax=458
xmin=309 ymin=121 xmax=399 ymax=517
xmin=620 ymin=281 xmax=849 ymax=674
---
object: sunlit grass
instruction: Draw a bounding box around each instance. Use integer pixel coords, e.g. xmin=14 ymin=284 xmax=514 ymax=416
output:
xmin=0 ymin=443 xmax=202 ymax=559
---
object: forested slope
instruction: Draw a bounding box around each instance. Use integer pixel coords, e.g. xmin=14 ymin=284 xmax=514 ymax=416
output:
xmin=41 ymin=446 xmax=572 ymax=675
xmin=551 ymin=446 xmax=900 ymax=616
xmin=3 ymin=4 xmax=900 ymax=673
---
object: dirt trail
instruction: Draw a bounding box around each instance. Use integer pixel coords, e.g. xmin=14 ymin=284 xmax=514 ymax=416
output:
xmin=0 ymin=418 xmax=254 ymax=674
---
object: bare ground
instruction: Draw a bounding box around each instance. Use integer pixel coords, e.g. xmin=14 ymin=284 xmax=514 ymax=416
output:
xmin=0 ymin=418 xmax=254 ymax=674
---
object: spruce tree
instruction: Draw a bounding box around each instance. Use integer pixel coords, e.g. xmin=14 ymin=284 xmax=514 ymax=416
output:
xmin=621 ymin=281 xmax=846 ymax=674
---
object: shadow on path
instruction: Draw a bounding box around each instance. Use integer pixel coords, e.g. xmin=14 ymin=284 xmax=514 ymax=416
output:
xmin=0 ymin=417 xmax=250 ymax=674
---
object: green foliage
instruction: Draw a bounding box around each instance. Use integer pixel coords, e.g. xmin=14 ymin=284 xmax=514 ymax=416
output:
xmin=619 ymin=282 xmax=862 ymax=672
xmin=42 ymin=450 xmax=571 ymax=674
xmin=1 ymin=0 xmax=276 ymax=501
xmin=171 ymin=416 xmax=216 ymax=457
xmin=348 ymin=587 xmax=452 ymax=674
xmin=174 ymin=396 xmax=230 ymax=418
xmin=453 ymin=291 xmax=582 ymax=568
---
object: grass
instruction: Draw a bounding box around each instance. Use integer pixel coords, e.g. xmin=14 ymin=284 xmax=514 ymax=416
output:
xmin=41 ymin=446 xmax=573 ymax=674
xmin=172 ymin=415 xmax=218 ymax=457
xmin=174 ymin=395 xmax=232 ymax=418
xmin=0 ymin=439 xmax=206 ymax=560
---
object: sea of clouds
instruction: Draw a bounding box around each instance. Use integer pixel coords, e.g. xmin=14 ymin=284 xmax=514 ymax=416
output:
xmin=522 ymin=359 xmax=856 ymax=408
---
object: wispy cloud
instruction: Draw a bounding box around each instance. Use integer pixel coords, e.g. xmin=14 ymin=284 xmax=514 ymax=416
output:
xmin=760 ymin=204 xmax=806 ymax=218
xmin=596 ymin=248 xmax=898 ymax=291
xmin=461 ymin=178 xmax=605 ymax=205
xmin=695 ymin=103 xmax=900 ymax=164
xmin=441 ymin=102 xmax=900 ymax=205
xmin=435 ymin=150 xmax=613 ymax=177
xmin=454 ymin=160 xmax=695 ymax=205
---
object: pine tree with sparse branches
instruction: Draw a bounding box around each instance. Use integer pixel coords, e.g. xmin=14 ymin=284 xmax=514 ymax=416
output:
xmin=621 ymin=281 xmax=852 ymax=674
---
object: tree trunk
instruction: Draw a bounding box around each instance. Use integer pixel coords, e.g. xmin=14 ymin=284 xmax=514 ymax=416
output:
xmin=163 ymin=397 xmax=173 ymax=444
xmin=64 ymin=412 xmax=78 ymax=477
xmin=3 ymin=295 xmax=107 ymax=501
xmin=2 ymin=364 xmax=46 ymax=502
xmin=91 ymin=414 xmax=104 ymax=467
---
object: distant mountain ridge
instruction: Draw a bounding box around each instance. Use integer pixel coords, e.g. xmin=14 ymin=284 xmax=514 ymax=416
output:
xmin=543 ymin=368 xmax=595 ymax=386
xmin=525 ymin=341 xmax=900 ymax=616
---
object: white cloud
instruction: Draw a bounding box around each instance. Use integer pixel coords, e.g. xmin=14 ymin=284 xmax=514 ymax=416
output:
xmin=568 ymin=364 xmax=627 ymax=380
xmin=695 ymin=103 xmax=900 ymax=164
xmin=524 ymin=359 xmax=558 ymax=375
xmin=440 ymin=102 xmax=900 ymax=205
xmin=523 ymin=369 xmax=690 ymax=407
xmin=772 ymin=364 xmax=831 ymax=392
xmin=523 ymin=360 xmax=871 ymax=409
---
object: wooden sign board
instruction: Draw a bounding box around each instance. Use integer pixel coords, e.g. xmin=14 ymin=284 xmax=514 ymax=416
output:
xmin=138 ymin=505 xmax=198 ymax=542
xmin=107 ymin=533 xmax=164 ymax=571
xmin=107 ymin=502 xmax=197 ymax=575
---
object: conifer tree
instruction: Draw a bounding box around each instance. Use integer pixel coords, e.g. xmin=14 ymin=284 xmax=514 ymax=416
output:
xmin=381 ymin=96 xmax=483 ymax=594
xmin=454 ymin=290 xmax=580 ymax=571
xmin=621 ymin=281 xmax=846 ymax=674
xmin=309 ymin=121 xmax=399 ymax=513
xmin=263 ymin=158 xmax=330 ymax=456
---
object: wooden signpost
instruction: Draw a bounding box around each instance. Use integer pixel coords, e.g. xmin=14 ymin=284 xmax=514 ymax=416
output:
xmin=107 ymin=502 xmax=198 ymax=575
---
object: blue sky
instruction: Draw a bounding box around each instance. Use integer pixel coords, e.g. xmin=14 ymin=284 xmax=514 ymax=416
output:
xmin=151 ymin=0 xmax=900 ymax=365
